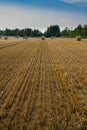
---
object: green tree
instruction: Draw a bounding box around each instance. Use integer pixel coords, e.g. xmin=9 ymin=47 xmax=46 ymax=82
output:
xmin=61 ymin=27 xmax=71 ymax=37
xmin=75 ymin=24 xmax=83 ymax=36
xmin=30 ymin=29 xmax=42 ymax=37
xmin=44 ymin=25 xmax=60 ymax=37
xmin=5 ymin=28 xmax=11 ymax=36
xmin=0 ymin=30 xmax=4 ymax=36
xmin=82 ymin=25 xmax=87 ymax=38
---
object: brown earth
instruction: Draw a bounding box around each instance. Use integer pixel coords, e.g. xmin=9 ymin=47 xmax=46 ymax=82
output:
xmin=0 ymin=38 xmax=87 ymax=130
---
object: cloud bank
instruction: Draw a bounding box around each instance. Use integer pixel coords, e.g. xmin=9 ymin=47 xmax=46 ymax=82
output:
xmin=61 ymin=0 xmax=87 ymax=4
xmin=0 ymin=4 xmax=87 ymax=32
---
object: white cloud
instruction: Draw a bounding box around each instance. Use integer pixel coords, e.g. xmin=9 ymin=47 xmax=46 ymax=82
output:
xmin=0 ymin=4 xmax=87 ymax=32
xmin=61 ymin=0 xmax=87 ymax=4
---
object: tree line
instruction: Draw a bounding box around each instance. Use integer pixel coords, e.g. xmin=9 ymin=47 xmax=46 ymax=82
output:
xmin=61 ymin=25 xmax=87 ymax=38
xmin=0 ymin=28 xmax=43 ymax=37
xmin=0 ymin=24 xmax=87 ymax=38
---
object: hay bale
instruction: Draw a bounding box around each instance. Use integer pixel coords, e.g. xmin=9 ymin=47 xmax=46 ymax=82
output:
xmin=76 ymin=36 xmax=81 ymax=41
xmin=4 ymin=37 xmax=8 ymax=40
xmin=51 ymin=36 xmax=53 ymax=39
xmin=23 ymin=37 xmax=28 ymax=39
xmin=25 ymin=37 xmax=28 ymax=39
xmin=41 ymin=36 xmax=45 ymax=40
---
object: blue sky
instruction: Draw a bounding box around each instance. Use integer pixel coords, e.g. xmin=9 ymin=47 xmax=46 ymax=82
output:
xmin=1 ymin=0 xmax=87 ymax=13
xmin=0 ymin=0 xmax=87 ymax=31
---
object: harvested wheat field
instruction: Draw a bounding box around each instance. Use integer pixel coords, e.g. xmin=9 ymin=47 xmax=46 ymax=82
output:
xmin=0 ymin=38 xmax=87 ymax=130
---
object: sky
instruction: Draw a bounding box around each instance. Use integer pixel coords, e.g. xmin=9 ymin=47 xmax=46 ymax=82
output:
xmin=0 ymin=0 xmax=87 ymax=32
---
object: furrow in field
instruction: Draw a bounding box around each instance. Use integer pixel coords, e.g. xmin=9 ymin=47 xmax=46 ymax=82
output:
xmin=47 ymin=38 xmax=87 ymax=129
xmin=0 ymin=40 xmax=38 ymax=95
xmin=0 ymin=40 xmax=39 ymax=111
